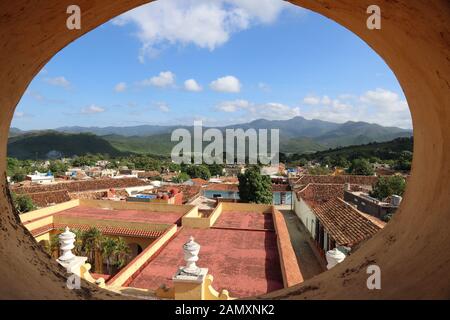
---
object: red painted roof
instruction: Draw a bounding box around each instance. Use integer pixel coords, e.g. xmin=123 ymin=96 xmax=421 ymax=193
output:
xmin=127 ymin=227 xmax=283 ymax=298
xmin=55 ymin=206 xmax=184 ymax=225
xmin=213 ymin=211 xmax=274 ymax=231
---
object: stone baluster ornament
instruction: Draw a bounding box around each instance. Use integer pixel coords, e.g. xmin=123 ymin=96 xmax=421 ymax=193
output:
xmin=181 ymin=236 xmax=201 ymax=276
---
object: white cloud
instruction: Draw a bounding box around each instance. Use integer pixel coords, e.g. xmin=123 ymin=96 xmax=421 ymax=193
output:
xmin=299 ymin=89 xmax=411 ymax=128
xmin=216 ymin=99 xmax=300 ymax=120
xmin=303 ymin=96 xmax=320 ymax=105
xmin=184 ymin=79 xmax=203 ymax=92
xmin=112 ymin=0 xmax=293 ymax=62
xmin=15 ymin=112 xmax=25 ymax=118
xmin=258 ymin=82 xmax=270 ymax=92
xmin=81 ymin=104 xmax=105 ymax=114
xmin=140 ymin=71 xmax=175 ymax=88
xmin=217 ymin=99 xmax=250 ymax=112
xmin=44 ymin=76 xmax=70 ymax=88
xmin=114 ymin=82 xmax=127 ymax=92
xmin=213 ymin=89 xmax=412 ymax=128
xmin=210 ymin=75 xmax=241 ymax=93
xmin=154 ymin=102 xmax=170 ymax=113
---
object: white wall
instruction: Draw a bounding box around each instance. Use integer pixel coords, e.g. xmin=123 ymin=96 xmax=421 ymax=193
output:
xmin=293 ymin=194 xmax=317 ymax=239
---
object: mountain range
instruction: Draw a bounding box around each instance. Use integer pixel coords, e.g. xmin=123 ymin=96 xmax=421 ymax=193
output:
xmin=8 ymin=116 xmax=412 ymax=159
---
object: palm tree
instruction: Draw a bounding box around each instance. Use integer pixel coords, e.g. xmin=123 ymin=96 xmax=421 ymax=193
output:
xmin=72 ymin=229 xmax=85 ymax=256
xmin=113 ymin=237 xmax=130 ymax=270
xmin=82 ymin=228 xmax=104 ymax=273
xmin=49 ymin=234 xmax=60 ymax=259
xmin=101 ymin=237 xmax=117 ymax=275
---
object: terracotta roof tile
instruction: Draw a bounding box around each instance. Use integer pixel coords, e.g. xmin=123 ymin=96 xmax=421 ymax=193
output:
xmin=53 ymin=223 xmax=164 ymax=238
xmin=312 ymin=198 xmax=382 ymax=247
xmin=204 ymin=183 xmax=239 ymax=192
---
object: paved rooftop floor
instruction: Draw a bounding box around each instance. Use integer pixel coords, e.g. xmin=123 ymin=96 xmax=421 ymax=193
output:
xmin=280 ymin=210 xmax=325 ymax=280
xmin=56 ymin=206 xmax=185 ymax=225
xmin=212 ymin=211 xmax=274 ymax=231
xmin=128 ymin=227 xmax=283 ymax=298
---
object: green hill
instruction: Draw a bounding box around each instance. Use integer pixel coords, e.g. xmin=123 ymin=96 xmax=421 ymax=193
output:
xmin=7 ymin=131 xmax=128 ymax=159
xmin=292 ymin=137 xmax=413 ymax=162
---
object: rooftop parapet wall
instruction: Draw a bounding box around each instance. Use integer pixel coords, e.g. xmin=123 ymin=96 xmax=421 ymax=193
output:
xmin=20 ymin=199 xmax=80 ymax=225
xmin=0 ymin=0 xmax=449 ymax=300
xmin=107 ymin=224 xmax=178 ymax=288
xmin=272 ymin=209 xmax=303 ymax=288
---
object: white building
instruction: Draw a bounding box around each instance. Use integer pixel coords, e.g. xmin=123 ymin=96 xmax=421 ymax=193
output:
xmin=26 ymin=172 xmax=54 ymax=185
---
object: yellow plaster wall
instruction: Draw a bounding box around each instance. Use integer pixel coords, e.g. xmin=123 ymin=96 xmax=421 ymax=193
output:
xmin=24 ymin=215 xmax=54 ymax=232
xmin=19 ymin=199 xmax=80 ymax=224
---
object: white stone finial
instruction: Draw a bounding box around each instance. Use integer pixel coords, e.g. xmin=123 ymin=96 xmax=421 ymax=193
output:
xmin=181 ymin=236 xmax=201 ymax=275
xmin=58 ymin=226 xmax=76 ymax=262
xmin=326 ymin=247 xmax=346 ymax=270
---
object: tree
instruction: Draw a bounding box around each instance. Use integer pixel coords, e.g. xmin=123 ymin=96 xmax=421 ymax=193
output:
xmin=101 ymin=237 xmax=130 ymax=274
xmin=370 ymin=175 xmax=406 ymax=200
xmin=101 ymin=237 xmax=117 ymax=275
xmin=348 ymin=158 xmax=374 ymax=175
xmin=11 ymin=171 xmax=26 ymax=183
xmin=307 ymin=166 xmax=331 ymax=175
xmin=49 ymin=160 xmax=69 ymax=176
xmin=185 ymin=165 xmax=211 ymax=180
xmin=208 ymin=164 xmax=224 ymax=177
xmin=238 ymin=166 xmax=273 ymax=204
xmin=172 ymin=172 xmax=190 ymax=183
xmin=12 ymin=193 xmax=36 ymax=213
xmin=82 ymin=228 xmax=104 ymax=273
xmin=394 ymin=151 xmax=412 ymax=171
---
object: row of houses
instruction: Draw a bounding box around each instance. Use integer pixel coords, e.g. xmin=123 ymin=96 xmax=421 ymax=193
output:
xmin=290 ymin=176 xmax=401 ymax=263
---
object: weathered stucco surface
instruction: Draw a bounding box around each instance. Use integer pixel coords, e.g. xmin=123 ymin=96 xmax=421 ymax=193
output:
xmin=0 ymin=0 xmax=449 ymax=299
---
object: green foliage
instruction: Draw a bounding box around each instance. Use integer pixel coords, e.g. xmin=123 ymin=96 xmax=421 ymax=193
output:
xmin=348 ymin=158 xmax=374 ymax=176
xmin=394 ymin=151 xmax=412 ymax=171
xmin=172 ymin=172 xmax=190 ymax=183
xmin=8 ymin=132 xmax=126 ymax=160
xmin=289 ymin=137 xmax=413 ymax=169
xmin=370 ymin=175 xmax=407 ymax=201
xmin=49 ymin=160 xmax=69 ymax=175
xmin=12 ymin=193 xmax=36 ymax=213
xmin=307 ymin=166 xmax=331 ymax=175
xmin=238 ymin=166 xmax=273 ymax=204
xmin=101 ymin=236 xmax=130 ymax=274
xmin=207 ymin=164 xmax=224 ymax=177
xmin=184 ymin=165 xmax=211 ymax=180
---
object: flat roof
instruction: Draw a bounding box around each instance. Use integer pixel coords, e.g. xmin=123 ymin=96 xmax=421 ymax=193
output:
xmin=128 ymin=227 xmax=283 ymax=298
xmin=213 ymin=211 xmax=274 ymax=231
xmin=55 ymin=206 xmax=185 ymax=225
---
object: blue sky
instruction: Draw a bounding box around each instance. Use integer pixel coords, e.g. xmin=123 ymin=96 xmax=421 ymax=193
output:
xmin=12 ymin=0 xmax=412 ymax=130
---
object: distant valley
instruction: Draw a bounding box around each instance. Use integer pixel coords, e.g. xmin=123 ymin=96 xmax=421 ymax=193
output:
xmin=8 ymin=116 xmax=412 ymax=159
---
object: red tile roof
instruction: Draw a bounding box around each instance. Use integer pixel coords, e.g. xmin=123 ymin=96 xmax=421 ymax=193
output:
xmin=53 ymin=223 xmax=164 ymax=238
xmin=190 ymin=178 xmax=208 ymax=186
xmin=28 ymin=190 xmax=71 ymax=207
xmin=12 ymin=178 xmax=150 ymax=194
xmin=293 ymin=175 xmax=378 ymax=187
xmin=271 ymin=184 xmax=291 ymax=192
xmin=297 ymin=183 xmax=347 ymax=207
xmin=204 ymin=183 xmax=239 ymax=192
xmin=312 ymin=198 xmax=382 ymax=247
